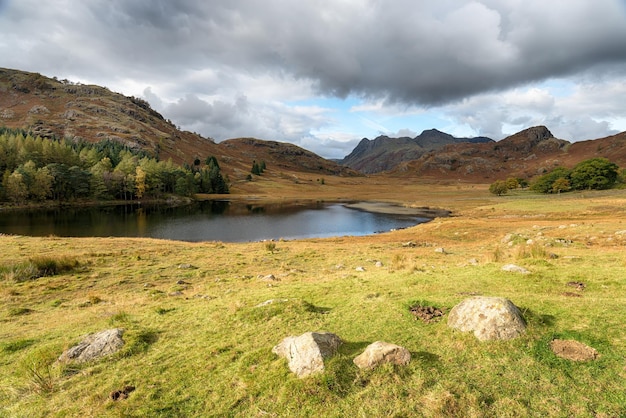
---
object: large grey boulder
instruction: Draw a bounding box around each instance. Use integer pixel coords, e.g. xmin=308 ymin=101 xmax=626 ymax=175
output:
xmin=448 ymin=297 xmax=526 ymax=341
xmin=272 ymin=331 xmax=342 ymax=378
xmin=58 ymin=328 xmax=125 ymax=363
xmin=353 ymin=341 xmax=411 ymax=370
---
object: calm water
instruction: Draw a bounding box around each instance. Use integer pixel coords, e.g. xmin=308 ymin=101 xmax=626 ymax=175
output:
xmin=0 ymin=201 xmax=428 ymax=242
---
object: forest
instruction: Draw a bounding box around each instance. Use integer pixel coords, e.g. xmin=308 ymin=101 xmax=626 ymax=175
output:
xmin=0 ymin=128 xmax=229 ymax=205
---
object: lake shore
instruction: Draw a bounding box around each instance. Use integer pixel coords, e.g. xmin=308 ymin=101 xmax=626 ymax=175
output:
xmin=344 ymin=201 xmax=451 ymax=218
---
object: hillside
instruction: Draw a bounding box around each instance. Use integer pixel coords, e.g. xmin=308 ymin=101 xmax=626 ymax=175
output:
xmin=392 ymin=126 xmax=626 ymax=181
xmin=339 ymin=129 xmax=493 ymax=174
xmin=0 ymin=68 xmax=355 ymax=183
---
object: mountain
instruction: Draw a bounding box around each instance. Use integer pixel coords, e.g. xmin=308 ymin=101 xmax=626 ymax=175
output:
xmin=392 ymin=126 xmax=626 ymax=181
xmin=339 ymin=129 xmax=493 ymax=173
xmin=0 ymin=68 xmax=355 ymax=180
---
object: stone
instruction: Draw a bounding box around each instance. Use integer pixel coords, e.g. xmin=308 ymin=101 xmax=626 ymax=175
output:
xmin=353 ymin=341 xmax=411 ymax=370
xmin=448 ymin=297 xmax=526 ymax=341
xmin=375 ymin=261 xmax=384 ymax=268
xmin=550 ymin=339 xmax=599 ymax=361
xmin=355 ymin=266 xmax=366 ymax=272
xmin=58 ymin=328 xmax=125 ymax=363
xmin=501 ymin=264 xmax=530 ymax=274
xmin=272 ymin=331 xmax=342 ymax=378
xmin=434 ymin=247 xmax=446 ymax=254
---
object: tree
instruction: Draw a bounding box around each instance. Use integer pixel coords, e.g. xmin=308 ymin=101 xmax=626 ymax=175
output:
xmin=505 ymin=177 xmax=519 ymax=190
xmin=251 ymin=161 xmax=261 ymax=175
xmin=489 ymin=180 xmax=508 ymax=196
xmin=570 ymin=158 xmax=618 ymax=190
xmin=551 ymin=177 xmax=571 ymax=194
xmin=135 ymin=166 xmax=147 ymax=199
xmin=4 ymin=172 xmax=27 ymax=203
xmin=530 ymin=167 xmax=571 ymax=194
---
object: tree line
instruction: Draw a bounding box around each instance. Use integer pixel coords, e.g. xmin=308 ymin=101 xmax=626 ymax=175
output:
xmin=490 ymin=158 xmax=622 ymax=195
xmin=0 ymin=128 xmax=228 ymax=205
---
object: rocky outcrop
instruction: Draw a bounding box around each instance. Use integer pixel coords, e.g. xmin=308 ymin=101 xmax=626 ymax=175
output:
xmin=353 ymin=341 xmax=411 ymax=370
xmin=272 ymin=331 xmax=342 ymax=378
xmin=448 ymin=297 xmax=526 ymax=341
xmin=58 ymin=328 xmax=125 ymax=363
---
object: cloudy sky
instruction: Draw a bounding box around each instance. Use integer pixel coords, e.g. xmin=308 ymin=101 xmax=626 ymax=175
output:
xmin=1 ymin=0 xmax=626 ymax=158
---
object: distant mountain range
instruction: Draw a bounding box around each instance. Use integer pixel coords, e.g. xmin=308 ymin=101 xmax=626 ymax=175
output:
xmin=339 ymin=130 xmax=493 ymax=173
xmin=2 ymin=67 xmax=625 ymax=183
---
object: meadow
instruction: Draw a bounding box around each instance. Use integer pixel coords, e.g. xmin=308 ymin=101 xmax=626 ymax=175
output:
xmin=1 ymin=179 xmax=625 ymax=417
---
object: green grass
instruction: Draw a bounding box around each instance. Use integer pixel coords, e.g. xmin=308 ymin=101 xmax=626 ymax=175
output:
xmin=1 ymin=189 xmax=626 ymax=416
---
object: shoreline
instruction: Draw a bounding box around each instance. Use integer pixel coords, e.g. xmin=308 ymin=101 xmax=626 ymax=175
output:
xmin=343 ymin=201 xmax=451 ymax=218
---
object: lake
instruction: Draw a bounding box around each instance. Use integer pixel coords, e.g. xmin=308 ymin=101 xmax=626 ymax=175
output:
xmin=0 ymin=201 xmax=429 ymax=242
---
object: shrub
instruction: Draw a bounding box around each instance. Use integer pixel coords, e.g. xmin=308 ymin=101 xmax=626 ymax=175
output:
xmin=489 ymin=180 xmax=508 ymax=196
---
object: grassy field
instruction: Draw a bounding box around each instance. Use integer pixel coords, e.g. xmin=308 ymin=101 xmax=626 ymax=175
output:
xmin=1 ymin=179 xmax=626 ymax=417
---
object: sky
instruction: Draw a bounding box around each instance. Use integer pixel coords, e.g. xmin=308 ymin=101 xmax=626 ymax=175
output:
xmin=1 ymin=0 xmax=626 ymax=159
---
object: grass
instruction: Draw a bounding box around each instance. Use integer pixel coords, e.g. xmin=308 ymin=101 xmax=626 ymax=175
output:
xmin=1 ymin=183 xmax=626 ymax=416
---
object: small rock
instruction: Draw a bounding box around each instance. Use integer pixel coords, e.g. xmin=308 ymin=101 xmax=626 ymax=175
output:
xmin=178 ymin=263 xmax=197 ymax=269
xmin=260 ymin=274 xmax=278 ymax=281
xmin=272 ymin=332 xmax=342 ymax=378
xmin=143 ymin=283 xmax=154 ymax=288
xmin=501 ymin=264 xmax=530 ymax=274
xmin=375 ymin=261 xmax=384 ymax=268
xmin=176 ymin=280 xmax=189 ymax=285
xmin=402 ymin=241 xmax=416 ymax=247
xmin=58 ymin=329 xmax=125 ymax=363
xmin=434 ymin=247 xmax=446 ymax=254
xmin=353 ymin=341 xmax=411 ymax=370
xmin=355 ymin=266 xmax=366 ymax=272
xmin=448 ymin=297 xmax=526 ymax=341
xmin=468 ymin=258 xmax=479 ymax=266
xmin=255 ymin=299 xmax=288 ymax=308
xmin=168 ymin=291 xmax=183 ymax=297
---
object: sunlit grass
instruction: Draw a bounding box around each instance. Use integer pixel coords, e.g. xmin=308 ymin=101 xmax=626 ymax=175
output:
xmin=1 ymin=186 xmax=626 ymax=416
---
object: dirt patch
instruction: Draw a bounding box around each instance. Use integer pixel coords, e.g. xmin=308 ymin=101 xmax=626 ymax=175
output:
xmin=409 ymin=305 xmax=445 ymax=323
xmin=110 ymin=385 xmax=135 ymax=401
xmin=550 ymin=339 xmax=599 ymax=361
xmin=566 ymin=281 xmax=586 ymax=291
xmin=562 ymin=292 xmax=582 ymax=298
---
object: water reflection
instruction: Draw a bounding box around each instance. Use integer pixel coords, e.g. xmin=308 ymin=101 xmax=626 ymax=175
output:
xmin=0 ymin=201 xmax=428 ymax=242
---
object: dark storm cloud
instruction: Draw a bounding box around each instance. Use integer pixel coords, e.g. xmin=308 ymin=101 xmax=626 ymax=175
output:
xmin=1 ymin=1 xmax=625 ymax=157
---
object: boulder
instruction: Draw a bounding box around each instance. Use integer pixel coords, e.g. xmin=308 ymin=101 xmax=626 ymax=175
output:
xmin=58 ymin=328 xmax=125 ymax=363
xmin=272 ymin=331 xmax=342 ymax=378
xmin=501 ymin=264 xmax=530 ymax=274
xmin=448 ymin=297 xmax=526 ymax=341
xmin=353 ymin=341 xmax=411 ymax=370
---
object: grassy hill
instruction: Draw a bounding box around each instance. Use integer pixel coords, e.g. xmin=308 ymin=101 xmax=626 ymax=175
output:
xmin=1 ymin=180 xmax=625 ymax=417
xmin=0 ymin=68 xmax=355 ymax=186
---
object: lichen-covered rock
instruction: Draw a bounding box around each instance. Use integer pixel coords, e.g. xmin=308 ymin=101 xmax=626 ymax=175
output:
xmin=353 ymin=341 xmax=411 ymax=370
xmin=501 ymin=264 xmax=530 ymax=274
xmin=272 ymin=331 xmax=342 ymax=378
xmin=448 ymin=297 xmax=526 ymax=341
xmin=58 ymin=328 xmax=125 ymax=363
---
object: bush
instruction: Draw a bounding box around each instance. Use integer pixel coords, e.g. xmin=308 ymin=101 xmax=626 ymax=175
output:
xmin=489 ymin=180 xmax=508 ymax=195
